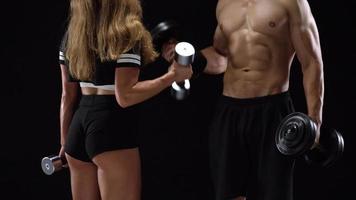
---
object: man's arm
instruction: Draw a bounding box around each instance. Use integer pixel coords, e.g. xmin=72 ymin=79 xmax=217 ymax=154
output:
xmin=213 ymin=25 xmax=229 ymax=57
xmin=190 ymin=0 xmax=229 ymax=75
xmin=197 ymin=25 xmax=229 ymax=75
xmin=200 ymin=46 xmax=227 ymax=75
xmin=286 ymin=0 xmax=324 ymax=130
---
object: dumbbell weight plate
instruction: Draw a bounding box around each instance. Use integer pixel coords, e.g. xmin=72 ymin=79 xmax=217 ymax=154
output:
xmin=174 ymin=42 xmax=195 ymax=66
xmin=304 ymin=128 xmax=344 ymax=168
xmin=171 ymin=80 xmax=190 ymax=101
xmin=275 ymin=112 xmax=317 ymax=156
xmin=150 ymin=20 xmax=181 ymax=51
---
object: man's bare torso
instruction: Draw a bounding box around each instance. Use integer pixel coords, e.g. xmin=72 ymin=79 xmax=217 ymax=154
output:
xmin=217 ymin=0 xmax=295 ymax=98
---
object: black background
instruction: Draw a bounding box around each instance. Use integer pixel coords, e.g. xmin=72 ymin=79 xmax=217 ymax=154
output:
xmin=1 ymin=0 xmax=355 ymax=199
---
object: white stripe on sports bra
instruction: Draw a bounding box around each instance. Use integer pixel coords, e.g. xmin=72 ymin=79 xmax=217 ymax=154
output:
xmin=80 ymin=82 xmax=115 ymax=91
xmin=59 ymin=51 xmax=65 ymax=61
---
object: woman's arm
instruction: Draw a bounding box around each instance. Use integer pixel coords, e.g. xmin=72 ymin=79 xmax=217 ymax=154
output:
xmin=115 ymin=61 xmax=192 ymax=108
xmin=59 ymin=64 xmax=79 ymax=151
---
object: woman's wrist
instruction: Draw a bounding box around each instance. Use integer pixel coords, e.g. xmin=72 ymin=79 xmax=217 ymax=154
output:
xmin=161 ymin=69 xmax=175 ymax=87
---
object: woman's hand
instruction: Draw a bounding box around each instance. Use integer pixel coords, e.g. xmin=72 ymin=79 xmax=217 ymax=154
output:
xmin=169 ymin=60 xmax=193 ymax=83
xmin=58 ymin=145 xmax=68 ymax=168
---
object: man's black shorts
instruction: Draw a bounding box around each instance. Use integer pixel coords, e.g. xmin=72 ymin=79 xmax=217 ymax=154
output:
xmin=209 ymin=91 xmax=296 ymax=200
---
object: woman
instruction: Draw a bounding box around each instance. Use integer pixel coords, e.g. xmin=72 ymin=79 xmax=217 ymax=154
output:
xmin=58 ymin=0 xmax=192 ymax=199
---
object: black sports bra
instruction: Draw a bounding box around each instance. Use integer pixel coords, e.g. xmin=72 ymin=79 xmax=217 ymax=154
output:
xmin=59 ymin=32 xmax=141 ymax=90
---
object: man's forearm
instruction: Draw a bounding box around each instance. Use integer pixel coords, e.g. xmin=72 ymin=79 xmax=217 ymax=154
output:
xmin=302 ymin=60 xmax=324 ymax=124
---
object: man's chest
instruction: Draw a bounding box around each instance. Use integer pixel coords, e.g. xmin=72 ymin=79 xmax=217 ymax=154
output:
xmin=217 ymin=0 xmax=289 ymax=36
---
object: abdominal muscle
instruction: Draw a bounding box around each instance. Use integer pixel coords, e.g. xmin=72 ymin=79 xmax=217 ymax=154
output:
xmin=223 ymin=66 xmax=289 ymax=98
xmin=223 ymin=30 xmax=293 ymax=98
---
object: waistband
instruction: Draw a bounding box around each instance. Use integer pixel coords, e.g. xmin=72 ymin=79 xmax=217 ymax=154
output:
xmin=220 ymin=91 xmax=291 ymax=106
xmin=79 ymin=95 xmax=117 ymax=106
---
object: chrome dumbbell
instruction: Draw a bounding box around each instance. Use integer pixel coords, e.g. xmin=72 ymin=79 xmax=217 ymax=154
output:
xmin=171 ymin=42 xmax=195 ymax=101
xmin=41 ymin=155 xmax=67 ymax=175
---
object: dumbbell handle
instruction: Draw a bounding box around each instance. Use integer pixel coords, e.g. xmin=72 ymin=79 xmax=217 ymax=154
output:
xmin=173 ymin=50 xmax=191 ymax=90
xmin=41 ymin=155 xmax=67 ymax=175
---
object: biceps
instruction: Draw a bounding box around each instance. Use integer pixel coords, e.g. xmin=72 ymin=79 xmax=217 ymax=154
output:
xmin=288 ymin=0 xmax=322 ymax=66
xmin=291 ymin=21 xmax=322 ymax=66
xmin=60 ymin=64 xmax=78 ymax=95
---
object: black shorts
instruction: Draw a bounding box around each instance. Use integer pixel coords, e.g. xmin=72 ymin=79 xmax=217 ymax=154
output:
xmin=209 ymin=91 xmax=296 ymax=200
xmin=65 ymin=95 xmax=138 ymax=162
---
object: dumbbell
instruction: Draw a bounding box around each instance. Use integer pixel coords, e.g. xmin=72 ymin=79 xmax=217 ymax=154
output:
xmin=150 ymin=20 xmax=181 ymax=53
xmin=170 ymin=41 xmax=195 ymax=100
xmin=275 ymin=112 xmax=344 ymax=168
xmin=150 ymin=20 xmax=193 ymax=100
xmin=41 ymin=155 xmax=67 ymax=175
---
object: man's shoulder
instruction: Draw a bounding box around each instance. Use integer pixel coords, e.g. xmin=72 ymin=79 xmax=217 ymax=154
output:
xmin=216 ymin=0 xmax=234 ymax=12
xmin=278 ymin=0 xmax=306 ymax=9
xmin=279 ymin=0 xmax=312 ymax=17
xmin=278 ymin=0 xmax=299 ymax=13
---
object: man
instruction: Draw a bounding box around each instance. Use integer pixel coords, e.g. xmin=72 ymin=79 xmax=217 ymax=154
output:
xmin=138 ymin=20 xmax=227 ymax=200
xmin=209 ymin=0 xmax=324 ymax=200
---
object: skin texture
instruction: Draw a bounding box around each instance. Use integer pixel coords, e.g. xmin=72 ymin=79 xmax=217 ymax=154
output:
xmin=213 ymin=0 xmax=324 ymax=199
